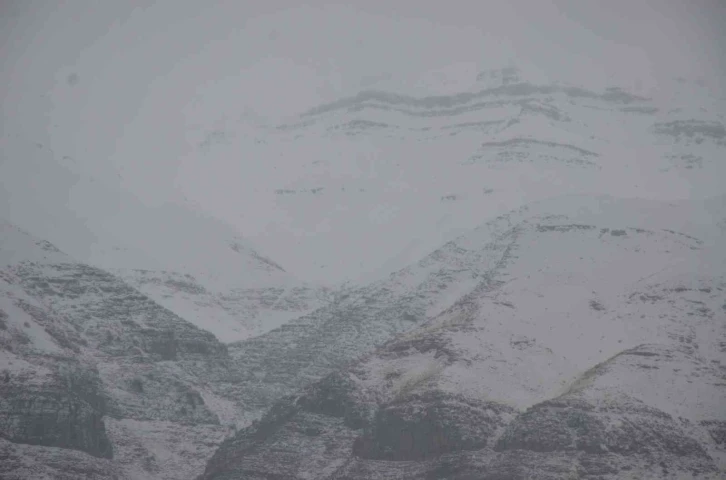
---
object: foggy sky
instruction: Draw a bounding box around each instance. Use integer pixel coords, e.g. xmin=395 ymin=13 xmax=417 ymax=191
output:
xmin=3 ymin=1 xmax=724 ymax=140
xmin=1 ymin=0 xmax=725 ymax=261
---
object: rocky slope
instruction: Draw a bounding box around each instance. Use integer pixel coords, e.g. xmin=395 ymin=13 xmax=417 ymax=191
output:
xmin=0 ymin=146 xmax=331 ymax=343
xmin=2 ymin=68 xmax=725 ymax=480
xmin=114 ymin=265 xmax=332 ymax=343
xmin=217 ymin=191 xmax=528 ymax=415
xmin=200 ymin=195 xmax=726 ymax=479
xmin=0 ymin=221 xmax=261 ymax=480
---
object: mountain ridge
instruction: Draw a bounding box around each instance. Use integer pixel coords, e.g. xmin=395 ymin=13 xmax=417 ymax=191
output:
xmin=0 ymin=144 xmax=331 ymax=342
xmin=176 ymin=70 xmax=723 ymax=283
xmin=0 ymin=218 xmax=360 ymax=478
xmin=199 ymin=194 xmax=726 ymax=479
xmin=2 ymin=68 xmax=725 ymax=479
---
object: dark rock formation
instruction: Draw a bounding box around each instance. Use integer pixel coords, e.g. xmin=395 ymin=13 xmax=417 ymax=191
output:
xmin=0 ymin=363 xmax=112 ymax=458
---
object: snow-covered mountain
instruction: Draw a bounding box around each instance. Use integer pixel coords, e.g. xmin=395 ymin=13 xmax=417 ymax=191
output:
xmin=0 ymin=221 xmax=254 ymax=480
xmin=199 ymin=194 xmax=726 ymax=479
xmin=2 ymin=67 xmax=726 ymax=480
xmin=176 ymin=68 xmax=725 ymax=284
xmin=0 ymin=143 xmax=331 ymax=342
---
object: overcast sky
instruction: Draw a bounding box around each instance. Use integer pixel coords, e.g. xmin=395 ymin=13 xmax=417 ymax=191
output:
xmin=3 ymin=0 xmax=724 ymax=130
xmin=2 ymin=1 xmax=724 ymax=189
xmin=1 ymin=0 xmax=724 ymax=207
xmin=1 ymin=0 xmax=725 ymax=282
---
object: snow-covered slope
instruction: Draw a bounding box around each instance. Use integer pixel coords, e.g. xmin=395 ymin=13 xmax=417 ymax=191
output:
xmin=199 ymin=194 xmax=726 ymax=479
xmin=0 ymin=143 xmax=330 ymax=342
xmin=176 ymin=69 xmax=726 ymax=284
xmin=114 ymin=267 xmax=330 ymax=342
xmin=0 ymin=221 xmax=262 ymax=479
xmin=3 ymin=66 xmax=726 ymax=480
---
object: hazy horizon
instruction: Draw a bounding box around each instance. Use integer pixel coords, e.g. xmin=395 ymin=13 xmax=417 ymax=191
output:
xmin=2 ymin=0 xmax=726 ymax=282
xmin=2 ymin=4 xmax=726 ymax=479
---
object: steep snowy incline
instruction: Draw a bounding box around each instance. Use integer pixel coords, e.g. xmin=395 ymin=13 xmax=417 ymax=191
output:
xmin=0 ymin=142 xmax=330 ymax=342
xmin=0 ymin=221 xmax=257 ymax=480
xmin=176 ymin=69 xmax=725 ymax=284
xmin=200 ymin=194 xmax=726 ymax=480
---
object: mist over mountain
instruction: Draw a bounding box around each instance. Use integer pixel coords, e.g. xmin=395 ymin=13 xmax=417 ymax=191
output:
xmin=1 ymin=2 xmax=725 ymax=479
xmin=175 ymin=68 xmax=725 ymax=284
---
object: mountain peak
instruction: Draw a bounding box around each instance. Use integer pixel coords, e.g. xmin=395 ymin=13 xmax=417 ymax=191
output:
xmin=0 ymin=219 xmax=70 ymax=267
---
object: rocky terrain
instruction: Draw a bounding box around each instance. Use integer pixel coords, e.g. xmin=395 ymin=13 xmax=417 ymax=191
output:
xmin=1 ymin=67 xmax=725 ymax=479
xmin=2 ymin=198 xmax=725 ymax=480
xmin=200 ymin=195 xmax=726 ymax=479
xmin=0 ymin=221 xmax=258 ymax=480
xmin=115 ymin=266 xmax=332 ymax=342
xmin=0 ymin=144 xmax=332 ymax=344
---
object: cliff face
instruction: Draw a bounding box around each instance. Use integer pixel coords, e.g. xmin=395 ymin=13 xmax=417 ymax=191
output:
xmin=200 ymin=196 xmax=726 ymax=479
xmin=0 ymin=359 xmax=112 ymax=458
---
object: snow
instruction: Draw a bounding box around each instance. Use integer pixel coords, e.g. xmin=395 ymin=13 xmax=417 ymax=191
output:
xmin=0 ymin=139 xmax=303 ymax=287
xmin=0 ymin=349 xmax=53 ymax=378
xmin=5 ymin=73 xmax=720 ymax=289
xmin=349 ymin=193 xmax=726 ymax=421
xmin=104 ymin=417 xmax=228 ymax=480
xmin=109 ymin=272 xmax=254 ymax=342
xmin=0 ymin=221 xmax=71 ymax=268
xmin=168 ymin=76 xmax=724 ymax=285
xmin=0 ymin=143 xmax=329 ymax=342
xmin=1 ymin=64 xmax=725 ymax=478
xmin=0 ymin=296 xmax=63 ymax=355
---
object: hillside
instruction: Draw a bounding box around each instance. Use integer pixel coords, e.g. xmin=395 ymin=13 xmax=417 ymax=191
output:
xmin=176 ymin=69 xmax=726 ymax=283
xmin=200 ymin=194 xmax=726 ymax=479
xmin=0 ymin=220 xmax=260 ymax=479
xmin=0 ymin=145 xmax=330 ymax=342
xmin=1 ymin=66 xmax=725 ymax=479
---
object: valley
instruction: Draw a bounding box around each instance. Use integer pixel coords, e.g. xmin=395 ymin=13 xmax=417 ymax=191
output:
xmin=1 ymin=68 xmax=725 ymax=479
